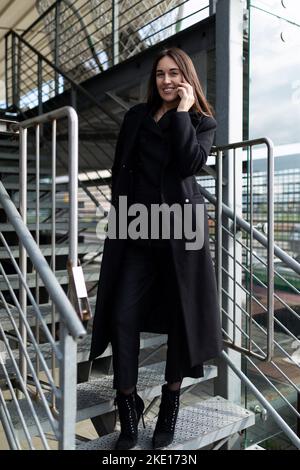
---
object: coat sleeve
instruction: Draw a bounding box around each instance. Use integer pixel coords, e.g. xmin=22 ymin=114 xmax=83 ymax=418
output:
xmin=168 ymin=112 xmax=217 ymax=178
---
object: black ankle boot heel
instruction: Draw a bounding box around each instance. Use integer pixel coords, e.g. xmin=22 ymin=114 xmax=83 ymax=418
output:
xmin=152 ymin=384 xmax=180 ymax=449
xmin=114 ymin=388 xmax=145 ymax=450
xmin=135 ymin=393 xmax=146 ymax=429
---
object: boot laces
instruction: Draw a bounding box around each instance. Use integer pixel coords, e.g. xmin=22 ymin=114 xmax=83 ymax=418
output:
xmin=115 ymin=394 xmax=138 ymax=436
xmin=158 ymin=394 xmax=180 ymax=432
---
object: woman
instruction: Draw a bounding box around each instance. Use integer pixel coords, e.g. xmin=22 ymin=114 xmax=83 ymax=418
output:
xmin=90 ymin=47 xmax=222 ymax=450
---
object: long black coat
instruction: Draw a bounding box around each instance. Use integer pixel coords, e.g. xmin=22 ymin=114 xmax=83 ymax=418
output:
xmin=90 ymin=103 xmax=223 ymax=367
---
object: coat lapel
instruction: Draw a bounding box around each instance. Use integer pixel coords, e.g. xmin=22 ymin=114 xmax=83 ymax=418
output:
xmin=121 ymin=104 xmax=202 ymax=167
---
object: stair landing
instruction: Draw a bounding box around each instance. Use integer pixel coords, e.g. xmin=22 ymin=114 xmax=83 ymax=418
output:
xmin=77 ymin=396 xmax=255 ymax=450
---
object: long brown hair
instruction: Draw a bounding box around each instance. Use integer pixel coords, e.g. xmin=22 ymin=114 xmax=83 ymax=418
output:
xmin=147 ymin=47 xmax=214 ymax=117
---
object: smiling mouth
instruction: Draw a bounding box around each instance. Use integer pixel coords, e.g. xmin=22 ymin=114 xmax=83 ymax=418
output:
xmin=162 ymin=88 xmax=176 ymax=93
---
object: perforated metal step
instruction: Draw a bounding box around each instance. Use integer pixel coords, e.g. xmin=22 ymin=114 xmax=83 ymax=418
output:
xmin=0 ymin=332 xmax=167 ymax=378
xmin=0 ymin=264 xmax=99 ymax=290
xmin=76 ymin=362 xmax=217 ymax=422
xmin=77 ymin=396 xmax=255 ymax=450
xmin=0 ymin=296 xmax=97 ymax=330
xmin=0 ymin=220 xmax=97 ymax=234
xmin=0 ymin=242 xmax=102 ymax=260
xmin=0 ymin=165 xmax=51 ymax=175
xmin=6 ymin=362 xmax=217 ymax=440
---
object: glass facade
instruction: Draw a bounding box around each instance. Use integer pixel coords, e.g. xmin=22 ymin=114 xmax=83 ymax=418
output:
xmin=245 ymin=0 xmax=300 ymax=449
xmin=248 ymin=0 xmax=300 ymax=146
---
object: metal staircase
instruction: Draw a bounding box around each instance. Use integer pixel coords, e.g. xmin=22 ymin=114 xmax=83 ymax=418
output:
xmin=0 ymin=106 xmax=258 ymax=450
xmin=1 ymin=1 xmax=300 ymax=451
xmin=1 ymin=103 xmax=300 ymax=449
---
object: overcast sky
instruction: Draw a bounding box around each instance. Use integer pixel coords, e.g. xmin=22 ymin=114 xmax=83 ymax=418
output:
xmin=246 ymin=0 xmax=300 ymax=147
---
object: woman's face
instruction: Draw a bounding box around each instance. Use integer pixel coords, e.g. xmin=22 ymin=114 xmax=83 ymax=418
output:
xmin=155 ymin=56 xmax=184 ymax=104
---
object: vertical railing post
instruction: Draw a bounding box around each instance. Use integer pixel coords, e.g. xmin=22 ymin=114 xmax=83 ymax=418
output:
xmin=68 ymin=108 xmax=78 ymax=265
xmin=51 ymin=120 xmax=57 ymax=411
xmin=17 ymin=35 xmax=21 ymax=109
xmin=112 ymin=0 xmax=119 ymax=65
xmin=214 ymin=0 xmax=244 ymax=449
xmin=216 ymin=149 xmax=222 ymax=312
xmin=60 ymin=106 xmax=78 ymax=448
xmin=0 ymin=402 xmax=19 ymax=450
xmin=59 ymin=323 xmax=77 ymax=449
xmin=267 ymin=140 xmax=274 ymax=360
xmin=5 ymin=34 xmax=9 ymax=108
xmin=19 ymin=127 xmax=28 ymax=393
xmin=38 ymin=56 xmax=43 ymax=115
xmin=12 ymin=33 xmax=20 ymax=109
xmin=54 ymin=0 xmax=61 ymax=95
xmin=35 ymin=124 xmax=41 ymax=385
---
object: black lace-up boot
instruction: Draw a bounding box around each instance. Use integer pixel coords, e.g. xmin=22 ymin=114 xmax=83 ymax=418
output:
xmin=152 ymin=384 xmax=180 ymax=449
xmin=114 ymin=388 xmax=145 ymax=450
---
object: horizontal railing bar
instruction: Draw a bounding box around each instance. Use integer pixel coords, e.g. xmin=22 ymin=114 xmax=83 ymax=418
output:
xmin=0 ymin=357 xmax=35 ymax=448
xmin=0 ymin=181 xmax=85 ymax=340
xmin=11 ymin=32 xmax=121 ymax=126
xmin=201 ymin=185 xmax=300 ymax=275
xmin=0 ymin=288 xmax=60 ymax=399
xmin=219 ymin=224 xmax=300 ymax=300
xmin=220 ymin=241 xmax=300 ymax=324
xmin=220 ymin=307 xmax=300 ymax=395
xmin=246 ymin=355 xmax=300 ymax=419
xmin=221 ymin=288 xmax=300 ymax=370
xmin=222 ymin=351 xmax=300 ymax=449
xmin=0 ymin=322 xmax=56 ymax=445
xmin=0 ymin=389 xmax=21 ymax=450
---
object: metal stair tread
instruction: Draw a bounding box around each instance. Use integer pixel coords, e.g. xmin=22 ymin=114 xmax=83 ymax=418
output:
xmin=0 ymin=297 xmax=94 ymax=328
xmin=17 ymin=202 xmax=85 ymax=209
xmin=0 ymin=220 xmax=97 ymax=232
xmin=7 ymin=363 xmax=217 ymax=437
xmin=0 ymin=241 xmax=103 ymax=259
xmin=75 ymin=363 xmax=217 ymax=422
xmin=77 ymin=396 xmax=255 ymax=450
xmin=1 ymin=182 xmax=68 ymax=190
xmin=0 ymin=332 xmax=167 ymax=378
xmin=0 ymin=264 xmax=99 ymax=290
xmin=0 ymin=296 xmax=97 ymax=329
xmin=0 ymin=151 xmax=41 ymax=160
xmin=0 ymin=165 xmax=52 ymax=175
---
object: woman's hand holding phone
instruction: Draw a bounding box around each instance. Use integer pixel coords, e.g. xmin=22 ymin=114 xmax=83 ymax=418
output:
xmin=177 ymin=78 xmax=195 ymax=112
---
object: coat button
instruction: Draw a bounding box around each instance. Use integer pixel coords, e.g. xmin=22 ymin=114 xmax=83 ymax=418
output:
xmin=185 ymin=198 xmax=190 ymax=203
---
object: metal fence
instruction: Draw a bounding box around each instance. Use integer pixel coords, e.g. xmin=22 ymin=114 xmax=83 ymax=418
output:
xmin=5 ymin=0 xmax=210 ymax=107
xmin=0 ymin=107 xmax=86 ymax=449
xmin=196 ymin=138 xmax=300 ymax=448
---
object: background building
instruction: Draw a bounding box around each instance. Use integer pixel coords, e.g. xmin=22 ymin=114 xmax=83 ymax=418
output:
xmin=0 ymin=0 xmax=299 ymax=450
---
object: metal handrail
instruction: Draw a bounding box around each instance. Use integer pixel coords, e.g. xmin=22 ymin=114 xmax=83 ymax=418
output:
xmin=1 ymin=106 xmax=86 ymax=340
xmin=201 ymin=187 xmax=300 ymax=276
xmin=210 ymin=137 xmax=275 ymax=361
xmin=202 ymin=139 xmax=300 ymax=448
xmin=6 ymin=31 xmax=121 ymax=126
xmin=222 ymin=351 xmax=300 ymax=449
xmin=0 ymin=107 xmax=86 ymax=450
xmin=0 ymin=184 xmax=85 ymax=341
xmin=35 ymin=0 xmax=103 ymax=74
xmin=6 ymin=30 xmax=119 ymax=197
xmin=21 ymin=0 xmax=201 ymax=74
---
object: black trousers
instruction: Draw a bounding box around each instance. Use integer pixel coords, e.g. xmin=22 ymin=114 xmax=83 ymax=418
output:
xmin=110 ymin=239 xmax=204 ymax=390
